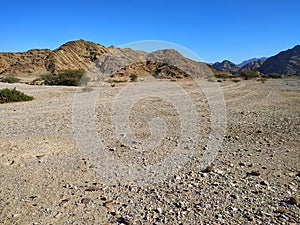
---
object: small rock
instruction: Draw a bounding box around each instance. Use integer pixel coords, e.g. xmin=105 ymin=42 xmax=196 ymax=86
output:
xmin=174 ymin=175 xmax=181 ymax=180
xmin=274 ymin=208 xmax=287 ymax=214
xmin=230 ymin=194 xmax=238 ymax=199
xmin=288 ymin=196 xmax=299 ymax=205
xmin=260 ymin=180 xmax=269 ymax=186
xmin=59 ymin=199 xmax=69 ymax=207
xmin=85 ymin=186 xmax=99 ymax=192
xmin=247 ymin=170 xmax=261 ymax=176
xmin=108 ymin=147 xmax=116 ymax=152
xmin=81 ymin=198 xmax=91 ymax=205
xmin=103 ymin=200 xmax=116 ymax=208
xmin=156 ymin=207 xmax=163 ymax=214
xmin=117 ymin=217 xmax=130 ymax=225
xmin=202 ymin=165 xmax=215 ymax=173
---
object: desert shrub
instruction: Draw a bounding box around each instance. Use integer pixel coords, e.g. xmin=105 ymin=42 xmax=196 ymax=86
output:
xmin=237 ymin=70 xmax=260 ymax=80
xmin=81 ymin=87 xmax=94 ymax=92
xmin=41 ymin=70 xmax=89 ymax=86
xmin=0 ymin=76 xmax=20 ymax=83
xmin=31 ymin=77 xmax=44 ymax=85
xmin=207 ymin=78 xmax=216 ymax=82
xmin=0 ymin=87 xmax=34 ymax=104
xmin=41 ymin=73 xmax=56 ymax=85
xmin=107 ymin=79 xmax=127 ymax=83
xmin=129 ymin=73 xmax=138 ymax=82
xmin=215 ymin=73 xmax=231 ymax=79
xmin=232 ymin=79 xmax=241 ymax=83
xmin=262 ymin=73 xmax=282 ymax=79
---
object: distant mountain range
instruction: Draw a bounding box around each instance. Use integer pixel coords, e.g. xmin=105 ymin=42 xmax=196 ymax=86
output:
xmin=0 ymin=40 xmax=299 ymax=82
xmin=238 ymin=57 xmax=268 ymax=67
xmin=212 ymin=45 xmax=300 ymax=75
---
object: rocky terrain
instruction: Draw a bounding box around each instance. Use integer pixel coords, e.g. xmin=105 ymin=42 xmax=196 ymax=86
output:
xmin=212 ymin=60 xmax=240 ymax=73
xmin=259 ymin=45 xmax=300 ymax=75
xmin=0 ymin=40 xmax=214 ymax=83
xmin=238 ymin=58 xmax=267 ymax=68
xmin=1 ymin=40 xmax=299 ymax=84
xmin=211 ymin=45 xmax=300 ymax=76
xmin=239 ymin=59 xmax=266 ymax=72
xmin=0 ymin=40 xmax=299 ymax=224
xmin=0 ymin=40 xmax=114 ymax=80
xmin=0 ymin=49 xmax=51 ymax=78
xmin=0 ymin=78 xmax=299 ymax=224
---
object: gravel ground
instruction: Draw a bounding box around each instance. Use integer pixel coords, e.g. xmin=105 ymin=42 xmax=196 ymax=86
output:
xmin=0 ymin=78 xmax=299 ymax=224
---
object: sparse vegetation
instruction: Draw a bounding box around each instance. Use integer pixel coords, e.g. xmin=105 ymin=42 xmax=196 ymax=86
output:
xmin=81 ymin=87 xmax=94 ymax=92
xmin=262 ymin=73 xmax=282 ymax=79
xmin=207 ymin=78 xmax=216 ymax=82
xmin=0 ymin=76 xmax=21 ymax=83
xmin=107 ymin=78 xmax=128 ymax=83
xmin=0 ymin=87 xmax=34 ymax=104
xmin=41 ymin=70 xmax=89 ymax=86
xmin=237 ymin=70 xmax=260 ymax=80
xmin=214 ymin=70 xmax=285 ymax=82
xmin=129 ymin=73 xmax=138 ymax=82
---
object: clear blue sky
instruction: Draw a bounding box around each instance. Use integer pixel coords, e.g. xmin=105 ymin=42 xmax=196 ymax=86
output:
xmin=0 ymin=0 xmax=299 ymax=64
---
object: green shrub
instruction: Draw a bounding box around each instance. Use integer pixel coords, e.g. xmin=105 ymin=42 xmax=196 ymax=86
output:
xmin=107 ymin=79 xmax=127 ymax=83
xmin=129 ymin=73 xmax=138 ymax=82
xmin=0 ymin=88 xmax=34 ymax=104
xmin=237 ymin=70 xmax=259 ymax=80
xmin=0 ymin=76 xmax=20 ymax=83
xmin=207 ymin=78 xmax=216 ymax=82
xmin=41 ymin=70 xmax=89 ymax=86
xmin=262 ymin=73 xmax=282 ymax=79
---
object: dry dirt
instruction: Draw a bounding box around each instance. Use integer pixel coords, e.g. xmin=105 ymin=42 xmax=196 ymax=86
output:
xmin=0 ymin=78 xmax=299 ymax=224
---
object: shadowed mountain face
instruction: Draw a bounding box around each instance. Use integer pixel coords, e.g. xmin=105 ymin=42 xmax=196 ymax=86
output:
xmin=212 ymin=60 xmax=240 ymax=73
xmin=259 ymin=45 xmax=300 ymax=75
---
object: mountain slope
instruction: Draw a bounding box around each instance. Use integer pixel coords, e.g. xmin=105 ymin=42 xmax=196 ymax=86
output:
xmin=259 ymin=45 xmax=300 ymax=75
xmin=0 ymin=49 xmax=51 ymax=77
xmin=239 ymin=59 xmax=266 ymax=72
xmin=238 ymin=57 xmax=267 ymax=67
xmin=212 ymin=60 xmax=240 ymax=73
xmin=0 ymin=40 xmax=214 ymax=82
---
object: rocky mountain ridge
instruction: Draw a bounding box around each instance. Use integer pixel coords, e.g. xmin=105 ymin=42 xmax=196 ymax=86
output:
xmin=238 ymin=57 xmax=267 ymax=67
xmin=212 ymin=60 xmax=240 ymax=73
xmin=0 ymin=40 xmax=213 ymax=81
xmin=0 ymin=40 xmax=299 ymax=82
xmin=259 ymin=45 xmax=300 ymax=75
xmin=212 ymin=46 xmax=300 ymax=76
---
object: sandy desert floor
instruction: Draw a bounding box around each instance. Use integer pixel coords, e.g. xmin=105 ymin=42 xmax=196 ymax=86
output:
xmin=0 ymin=78 xmax=299 ymax=224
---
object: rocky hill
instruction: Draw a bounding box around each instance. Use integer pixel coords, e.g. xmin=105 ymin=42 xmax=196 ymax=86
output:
xmin=45 ymin=40 xmax=114 ymax=74
xmin=212 ymin=60 xmax=240 ymax=73
xmin=0 ymin=49 xmax=51 ymax=78
xmin=1 ymin=40 xmax=299 ymax=81
xmin=239 ymin=59 xmax=266 ymax=72
xmin=0 ymin=40 xmax=114 ymax=79
xmin=259 ymin=45 xmax=300 ymax=75
xmin=0 ymin=40 xmax=214 ymax=82
xmin=238 ymin=57 xmax=267 ymax=67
